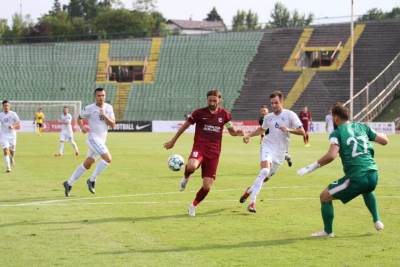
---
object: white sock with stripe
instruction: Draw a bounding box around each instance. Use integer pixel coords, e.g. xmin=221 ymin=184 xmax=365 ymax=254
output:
xmin=67 ymin=164 xmax=87 ymax=186
xmin=3 ymin=155 xmax=10 ymax=170
xmin=58 ymin=142 xmax=64 ymax=154
xmin=249 ymin=168 xmax=270 ymax=203
xmin=89 ymin=160 xmax=109 ymax=182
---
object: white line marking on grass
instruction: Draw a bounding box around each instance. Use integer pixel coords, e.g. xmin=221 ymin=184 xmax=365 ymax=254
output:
xmin=1 ymin=195 xmax=399 ymax=208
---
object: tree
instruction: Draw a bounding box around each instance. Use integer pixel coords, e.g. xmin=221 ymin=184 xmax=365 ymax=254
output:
xmin=50 ymin=0 xmax=62 ymax=15
xmin=270 ymin=2 xmax=290 ymax=28
xmin=358 ymin=6 xmax=400 ymax=21
xmin=205 ymin=7 xmax=223 ymax=22
xmin=232 ymin=10 xmax=247 ymax=31
xmin=358 ymin=8 xmax=385 ymax=21
xmin=232 ymin=10 xmax=259 ymax=31
xmin=0 ymin=19 xmax=9 ymax=37
xmin=269 ymin=2 xmax=313 ymax=28
xmin=93 ymin=8 xmax=151 ymax=37
xmin=246 ymin=10 xmax=259 ymax=30
xmin=8 ymin=14 xmax=32 ymax=41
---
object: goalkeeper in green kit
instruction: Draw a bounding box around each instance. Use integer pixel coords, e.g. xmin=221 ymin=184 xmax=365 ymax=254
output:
xmin=297 ymin=102 xmax=389 ymax=237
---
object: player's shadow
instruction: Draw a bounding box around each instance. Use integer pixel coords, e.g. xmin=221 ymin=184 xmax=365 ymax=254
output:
xmin=0 ymin=208 xmax=229 ymax=228
xmin=95 ymin=233 xmax=373 ymax=255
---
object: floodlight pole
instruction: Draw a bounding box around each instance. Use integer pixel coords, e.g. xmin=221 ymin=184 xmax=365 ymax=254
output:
xmin=350 ymin=0 xmax=355 ymax=120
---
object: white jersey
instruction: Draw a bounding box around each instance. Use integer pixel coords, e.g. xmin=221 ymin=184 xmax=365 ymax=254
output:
xmin=80 ymin=103 xmax=115 ymax=142
xmin=0 ymin=111 xmax=20 ymax=137
xmin=60 ymin=113 xmax=73 ymax=134
xmin=325 ymin=114 xmax=334 ymax=134
xmin=261 ymin=109 xmax=303 ymax=163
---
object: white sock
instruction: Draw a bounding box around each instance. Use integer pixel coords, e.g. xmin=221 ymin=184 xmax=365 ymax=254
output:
xmin=3 ymin=155 xmax=10 ymax=169
xmin=249 ymin=168 xmax=270 ymax=203
xmin=71 ymin=141 xmax=79 ymax=153
xmin=67 ymin=164 xmax=87 ymax=186
xmin=59 ymin=142 xmax=65 ymax=154
xmin=89 ymin=160 xmax=109 ymax=182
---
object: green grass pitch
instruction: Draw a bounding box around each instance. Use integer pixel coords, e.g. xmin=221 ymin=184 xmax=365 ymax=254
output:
xmin=0 ymin=132 xmax=399 ymax=266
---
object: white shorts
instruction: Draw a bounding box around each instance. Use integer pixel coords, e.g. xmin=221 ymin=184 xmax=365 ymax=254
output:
xmin=60 ymin=131 xmax=74 ymax=143
xmin=259 ymin=146 xmax=282 ymax=177
xmin=87 ymin=138 xmax=109 ymax=160
xmin=1 ymin=135 xmax=16 ymax=151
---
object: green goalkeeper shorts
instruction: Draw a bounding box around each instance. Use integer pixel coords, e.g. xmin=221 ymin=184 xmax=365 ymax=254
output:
xmin=327 ymin=170 xmax=378 ymax=204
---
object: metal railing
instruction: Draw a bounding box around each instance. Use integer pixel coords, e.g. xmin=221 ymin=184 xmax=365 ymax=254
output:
xmin=345 ymin=52 xmax=400 ymax=121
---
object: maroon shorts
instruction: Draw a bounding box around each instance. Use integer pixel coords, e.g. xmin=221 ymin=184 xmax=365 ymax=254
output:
xmin=189 ymin=146 xmax=220 ymax=179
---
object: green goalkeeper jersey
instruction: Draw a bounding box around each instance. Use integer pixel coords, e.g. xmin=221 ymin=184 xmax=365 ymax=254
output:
xmin=329 ymin=122 xmax=378 ymax=178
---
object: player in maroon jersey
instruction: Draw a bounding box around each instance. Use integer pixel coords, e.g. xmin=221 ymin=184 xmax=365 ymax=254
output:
xmin=299 ymin=106 xmax=312 ymax=146
xmin=164 ymin=89 xmax=244 ymax=216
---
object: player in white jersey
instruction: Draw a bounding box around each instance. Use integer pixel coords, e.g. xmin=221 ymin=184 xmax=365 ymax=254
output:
xmin=239 ymin=91 xmax=305 ymax=213
xmin=54 ymin=106 xmax=79 ymax=157
xmin=0 ymin=100 xmax=21 ymax=172
xmin=63 ymin=88 xmax=116 ymax=196
xmin=325 ymin=109 xmax=334 ymax=134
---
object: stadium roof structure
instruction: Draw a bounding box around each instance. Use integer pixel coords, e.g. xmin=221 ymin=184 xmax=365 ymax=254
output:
xmin=167 ymin=19 xmax=226 ymax=34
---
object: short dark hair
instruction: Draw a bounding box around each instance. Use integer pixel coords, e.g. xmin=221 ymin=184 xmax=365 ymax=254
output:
xmin=207 ymin=89 xmax=222 ymax=98
xmin=260 ymin=105 xmax=268 ymax=109
xmin=270 ymin=90 xmax=283 ymax=100
xmin=331 ymin=102 xmax=349 ymax=120
xmin=94 ymin=87 xmax=105 ymax=94
xmin=2 ymin=100 xmax=9 ymax=105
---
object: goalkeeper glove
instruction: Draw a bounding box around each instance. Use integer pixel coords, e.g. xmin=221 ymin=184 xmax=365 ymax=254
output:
xmin=297 ymin=162 xmax=320 ymax=176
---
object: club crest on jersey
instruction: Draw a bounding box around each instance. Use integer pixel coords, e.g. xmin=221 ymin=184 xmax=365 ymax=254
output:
xmin=218 ymin=117 xmax=223 ymax=123
xmin=275 ymin=122 xmax=280 ymax=128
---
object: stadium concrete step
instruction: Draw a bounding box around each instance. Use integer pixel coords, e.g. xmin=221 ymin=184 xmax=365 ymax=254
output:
xmin=114 ymin=83 xmax=132 ymax=121
xmin=96 ymin=42 xmax=110 ymax=82
xmin=144 ymin=38 xmax=163 ymax=83
xmin=285 ymin=68 xmax=317 ymax=109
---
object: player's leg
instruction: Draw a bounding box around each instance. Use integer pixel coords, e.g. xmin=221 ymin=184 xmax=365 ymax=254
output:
xmin=188 ymin=157 xmax=218 ymax=216
xmin=86 ymin=140 xmax=111 ymax=194
xmin=312 ymin=188 xmax=335 ymax=237
xmin=9 ymin=138 xmax=16 ymax=167
xmin=284 ymin=152 xmax=292 ymax=167
xmin=63 ymin=156 xmax=94 ymax=197
xmin=2 ymin=146 xmax=11 ymax=172
xmin=362 ymin=171 xmax=383 ymax=230
xmin=180 ymin=149 xmax=202 ymax=191
xmin=56 ymin=133 xmax=65 ymax=156
xmin=69 ymin=136 xmax=79 ymax=156
xmin=312 ymin=176 xmax=358 ymax=237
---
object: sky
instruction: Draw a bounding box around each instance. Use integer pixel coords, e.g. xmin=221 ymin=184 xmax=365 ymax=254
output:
xmin=0 ymin=0 xmax=399 ymax=26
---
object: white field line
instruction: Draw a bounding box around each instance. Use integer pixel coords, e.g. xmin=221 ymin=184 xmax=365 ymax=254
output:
xmin=0 ymin=185 xmax=399 ymax=207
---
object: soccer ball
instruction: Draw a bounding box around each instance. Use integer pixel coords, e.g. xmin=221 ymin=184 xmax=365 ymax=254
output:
xmin=168 ymin=154 xmax=184 ymax=171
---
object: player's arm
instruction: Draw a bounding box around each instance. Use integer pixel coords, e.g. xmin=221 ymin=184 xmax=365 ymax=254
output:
xmin=77 ymin=116 xmax=88 ymax=134
xmin=226 ymin=122 xmax=244 ymax=136
xmin=374 ymin=133 xmax=389 ymax=145
xmin=10 ymin=121 xmax=21 ymax=130
xmin=297 ymin=143 xmax=339 ymax=176
xmin=243 ymin=126 xmax=265 ymax=143
xmin=164 ymin=121 xmax=191 ymax=149
xmin=280 ymin=125 xmax=305 ymax=136
xmin=100 ymin=109 xmax=116 ymax=128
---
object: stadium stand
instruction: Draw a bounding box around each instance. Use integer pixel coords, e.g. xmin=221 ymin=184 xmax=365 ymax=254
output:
xmin=232 ymin=21 xmax=400 ymax=120
xmin=123 ymin=32 xmax=263 ymax=120
xmin=0 ymin=21 xmax=399 ymax=122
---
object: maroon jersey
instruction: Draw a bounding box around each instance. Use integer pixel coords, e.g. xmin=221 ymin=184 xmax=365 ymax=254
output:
xmin=299 ymin=111 xmax=312 ymax=126
xmin=187 ymin=107 xmax=232 ymax=156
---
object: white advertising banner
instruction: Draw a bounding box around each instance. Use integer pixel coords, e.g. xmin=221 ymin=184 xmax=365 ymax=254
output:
xmin=309 ymin=121 xmax=395 ymax=134
xmin=152 ymin=121 xmax=195 ymax=133
xmin=366 ymin=122 xmax=396 ymax=135
xmin=20 ymin=121 xmax=35 ymax=132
